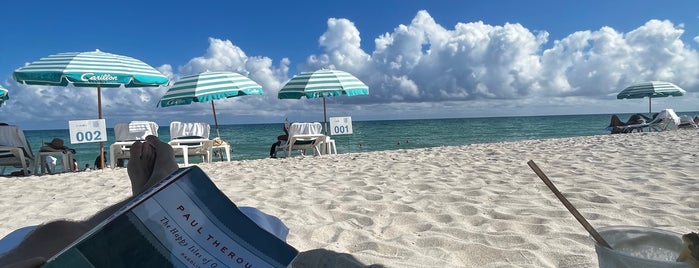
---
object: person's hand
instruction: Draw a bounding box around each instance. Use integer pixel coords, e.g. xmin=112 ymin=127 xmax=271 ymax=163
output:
xmin=127 ymin=136 xmax=178 ymax=196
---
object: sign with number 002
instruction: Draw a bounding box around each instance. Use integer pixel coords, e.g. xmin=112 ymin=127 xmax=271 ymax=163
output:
xmin=329 ymin=116 xmax=353 ymax=135
xmin=69 ymin=119 xmax=108 ymax=144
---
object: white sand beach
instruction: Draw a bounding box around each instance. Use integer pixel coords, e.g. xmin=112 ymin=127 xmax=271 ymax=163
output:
xmin=1 ymin=130 xmax=698 ymax=267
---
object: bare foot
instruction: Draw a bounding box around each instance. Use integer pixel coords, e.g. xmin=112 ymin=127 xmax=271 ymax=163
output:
xmin=127 ymin=135 xmax=178 ymax=196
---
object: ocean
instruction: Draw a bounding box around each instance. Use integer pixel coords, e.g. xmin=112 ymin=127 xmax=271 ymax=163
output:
xmin=12 ymin=112 xmax=698 ymax=173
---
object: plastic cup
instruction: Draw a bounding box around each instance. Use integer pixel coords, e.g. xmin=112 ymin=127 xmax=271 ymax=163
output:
xmin=593 ymin=226 xmax=692 ymax=268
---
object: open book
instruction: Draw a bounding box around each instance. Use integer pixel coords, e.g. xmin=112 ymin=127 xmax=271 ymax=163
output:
xmin=43 ymin=166 xmax=299 ymax=268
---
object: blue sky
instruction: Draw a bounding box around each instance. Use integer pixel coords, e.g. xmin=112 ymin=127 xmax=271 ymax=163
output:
xmin=2 ymin=0 xmax=699 ymax=130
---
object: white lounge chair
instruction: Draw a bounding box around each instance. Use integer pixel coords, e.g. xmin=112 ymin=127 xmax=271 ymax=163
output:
xmin=0 ymin=125 xmax=35 ymax=176
xmin=678 ymin=115 xmax=697 ymax=129
xmin=109 ymin=121 xmax=159 ymax=169
xmin=168 ymin=122 xmax=231 ymax=163
xmin=276 ymin=122 xmax=326 ymax=157
xmin=168 ymin=121 xmax=214 ymax=165
xmin=648 ymin=109 xmax=680 ymax=132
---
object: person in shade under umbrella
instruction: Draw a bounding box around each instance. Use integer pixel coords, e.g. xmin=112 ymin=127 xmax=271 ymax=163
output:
xmin=93 ymin=151 xmax=107 ymax=169
xmin=269 ymin=119 xmax=291 ymax=158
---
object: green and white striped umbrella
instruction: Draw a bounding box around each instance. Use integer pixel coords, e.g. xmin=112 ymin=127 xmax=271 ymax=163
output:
xmin=278 ymin=69 xmax=368 ymax=99
xmin=13 ymin=49 xmax=168 ymax=88
xmin=617 ymin=81 xmax=685 ymax=115
xmin=159 ymin=71 xmax=264 ymax=137
xmin=13 ymin=49 xmax=168 ymax=119
xmin=278 ymin=69 xmax=369 ymax=134
xmin=0 ymin=85 xmax=8 ymax=107
xmin=13 ymin=49 xmax=168 ymax=168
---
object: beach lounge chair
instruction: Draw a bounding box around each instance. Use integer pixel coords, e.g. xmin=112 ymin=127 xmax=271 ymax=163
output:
xmin=168 ymin=121 xmax=214 ymax=165
xmin=607 ymin=114 xmax=647 ymax=134
xmin=678 ymin=115 xmax=697 ymax=129
xmin=0 ymin=125 xmax=35 ymax=176
xmin=276 ymin=122 xmax=326 ymax=157
xmin=648 ymin=109 xmax=680 ymax=132
xmin=109 ymin=121 xmax=159 ymax=168
xmin=607 ymin=110 xmax=681 ymax=133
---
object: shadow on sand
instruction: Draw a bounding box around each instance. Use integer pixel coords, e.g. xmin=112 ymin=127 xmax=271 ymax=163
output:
xmin=291 ymin=249 xmax=386 ymax=268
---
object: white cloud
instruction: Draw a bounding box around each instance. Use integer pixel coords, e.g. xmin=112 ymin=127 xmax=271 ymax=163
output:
xmin=304 ymin=18 xmax=371 ymax=75
xmin=178 ymin=38 xmax=249 ymax=75
xmin=300 ymin=11 xmax=699 ymax=119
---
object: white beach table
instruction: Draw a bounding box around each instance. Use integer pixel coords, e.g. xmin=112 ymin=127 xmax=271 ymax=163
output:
xmin=322 ymin=136 xmax=337 ymax=155
xmin=212 ymin=143 xmax=231 ymax=162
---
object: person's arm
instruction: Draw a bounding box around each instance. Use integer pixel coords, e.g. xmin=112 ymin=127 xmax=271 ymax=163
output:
xmin=2 ymin=256 xmax=46 ymax=268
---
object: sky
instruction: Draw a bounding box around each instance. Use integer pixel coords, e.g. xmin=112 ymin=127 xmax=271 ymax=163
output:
xmin=2 ymin=0 xmax=699 ymax=130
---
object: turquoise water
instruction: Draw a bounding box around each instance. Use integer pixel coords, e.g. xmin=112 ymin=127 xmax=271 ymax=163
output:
xmin=12 ymin=112 xmax=699 ymax=172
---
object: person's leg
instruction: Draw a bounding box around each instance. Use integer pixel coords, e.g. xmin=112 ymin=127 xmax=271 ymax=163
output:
xmin=0 ymin=136 xmax=178 ymax=267
xmin=270 ymin=140 xmax=281 ymax=158
xmin=85 ymin=135 xmax=178 ymax=226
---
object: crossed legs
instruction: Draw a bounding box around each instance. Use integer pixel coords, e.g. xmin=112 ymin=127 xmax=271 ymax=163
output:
xmin=0 ymin=136 xmax=178 ymax=268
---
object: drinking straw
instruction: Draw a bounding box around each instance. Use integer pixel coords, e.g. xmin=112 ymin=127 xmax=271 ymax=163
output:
xmin=527 ymin=160 xmax=612 ymax=249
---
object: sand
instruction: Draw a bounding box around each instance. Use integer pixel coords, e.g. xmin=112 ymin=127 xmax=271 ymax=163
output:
xmin=1 ymin=130 xmax=698 ymax=267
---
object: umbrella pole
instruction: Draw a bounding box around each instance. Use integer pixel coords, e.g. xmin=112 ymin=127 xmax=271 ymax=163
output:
xmin=211 ymin=101 xmax=220 ymax=137
xmin=98 ymin=86 xmax=105 ymax=169
xmin=648 ymin=96 xmax=652 ymax=117
xmin=323 ymin=97 xmax=328 ymax=135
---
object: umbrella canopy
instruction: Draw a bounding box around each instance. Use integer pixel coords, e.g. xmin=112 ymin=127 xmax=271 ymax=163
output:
xmin=13 ymin=49 xmax=169 ymax=118
xmin=617 ymin=81 xmax=686 ymax=115
xmin=13 ymin=50 xmax=168 ymax=88
xmin=13 ymin=49 xmax=169 ymax=168
xmin=159 ymin=71 xmax=264 ymax=137
xmin=0 ymin=85 xmax=8 ymax=107
xmin=278 ymin=69 xmax=369 ymax=134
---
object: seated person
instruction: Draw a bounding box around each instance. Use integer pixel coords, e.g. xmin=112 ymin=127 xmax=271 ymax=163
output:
xmin=269 ymin=120 xmax=291 ymax=158
xmin=608 ymin=114 xmax=625 ymax=127
xmin=626 ymin=114 xmax=646 ymax=125
xmin=607 ymin=114 xmax=648 ymax=134
xmin=93 ymin=151 xmax=107 ymax=169
xmin=607 ymin=115 xmax=628 ymax=134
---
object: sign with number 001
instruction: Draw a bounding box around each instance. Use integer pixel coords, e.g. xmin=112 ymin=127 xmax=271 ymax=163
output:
xmin=69 ymin=119 xmax=108 ymax=144
xmin=329 ymin=116 xmax=353 ymax=135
